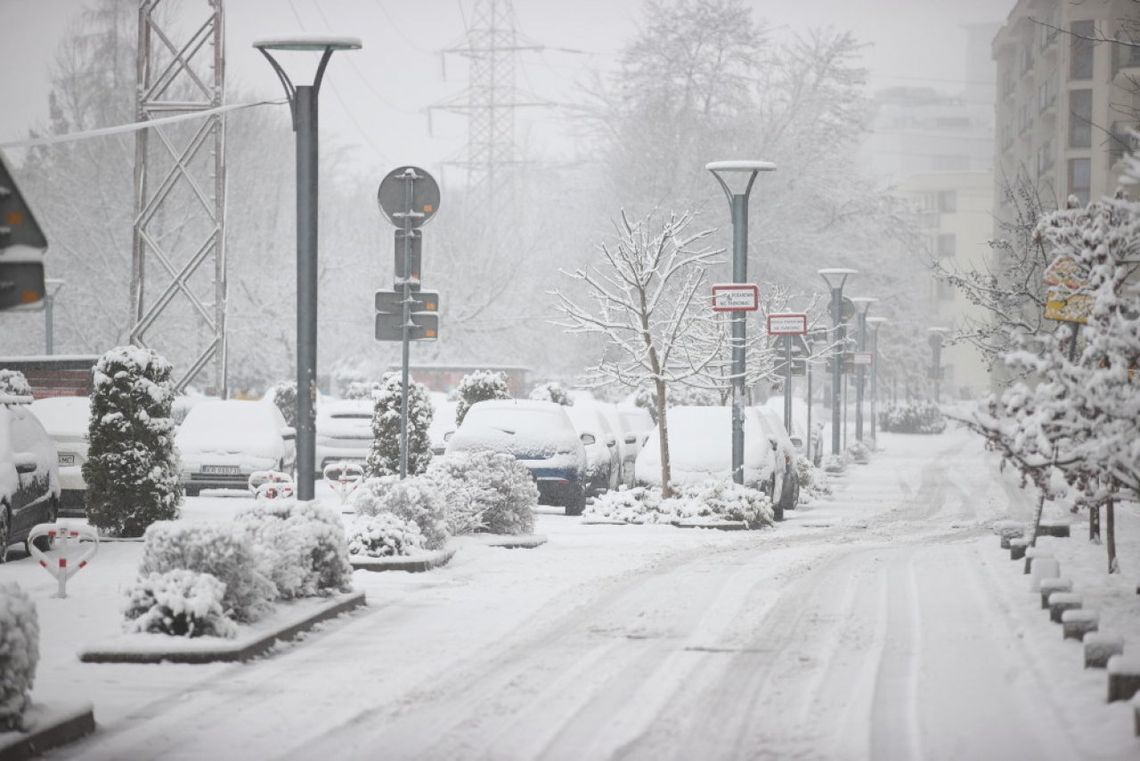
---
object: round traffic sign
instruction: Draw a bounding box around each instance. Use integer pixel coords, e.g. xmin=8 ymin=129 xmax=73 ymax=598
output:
xmin=377 ymin=166 xmax=440 ymax=228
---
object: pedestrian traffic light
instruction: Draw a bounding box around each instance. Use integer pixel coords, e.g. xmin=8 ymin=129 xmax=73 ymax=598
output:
xmin=0 ymin=152 xmax=47 ymax=311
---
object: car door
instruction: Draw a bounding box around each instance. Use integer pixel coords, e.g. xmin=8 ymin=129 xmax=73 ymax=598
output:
xmin=9 ymin=406 xmax=55 ymax=533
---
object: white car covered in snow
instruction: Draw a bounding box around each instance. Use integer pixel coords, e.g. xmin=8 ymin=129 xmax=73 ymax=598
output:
xmin=564 ymin=403 xmax=621 ymax=496
xmin=29 ymin=396 xmax=91 ymax=516
xmin=428 ymin=392 xmax=459 ymax=455
xmin=315 ymin=398 xmax=374 ymax=475
xmin=446 ymin=399 xmax=588 ymax=515
xmin=1 ymin=396 xmax=60 ymax=561
xmin=635 ymin=406 xmax=788 ymax=501
xmin=752 ymin=405 xmax=801 ymax=512
xmin=176 ymin=399 xmax=295 ymax=495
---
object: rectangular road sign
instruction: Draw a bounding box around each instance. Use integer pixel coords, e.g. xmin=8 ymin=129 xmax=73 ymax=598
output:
xmin=711 ymin=283 xmax=759 ymax=312
xmin=375 ymin=289 xmax=439 ymax=315
xmin=853 ymin=352 xmax=873 ymax=366
xmin=375 ymin=311 xmax=439 ymax=342
xmin=767 ymin=313 xmax=808 ymax=336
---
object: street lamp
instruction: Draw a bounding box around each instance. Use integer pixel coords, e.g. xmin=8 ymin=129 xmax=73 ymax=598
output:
xmin=255 ymin=35 xmax=361 ymax=501
xmin=818 ymin=268 xmax=856 ymax=456
xmin=865 ymin=316 xmax=888 ymax=443
xmin=927 ymin=327 xmax=949 ymax=403
xmin=707 ymin=160 xmax=776 ymax=485
xmin=848 ymin=296 xmax=877 ymax=443
xmin=43 ymin=278 xmax=64 ymax=354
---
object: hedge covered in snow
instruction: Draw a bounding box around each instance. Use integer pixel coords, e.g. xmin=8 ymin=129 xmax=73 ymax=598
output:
xmin=365 ymin=373 xmax=434 ymax=478
xmin=583 ymin=481 xmax=773 ymax=528
xmin=123 ymin=570 xmax=237 ymax=639
xmin=236 ymin=500 xmax=353 ymax=598
xmin=352 ymin=476 xmax=449 ymax=550
xmin=528 ymin=381 xmax=573 ymax=406
xmin=0 ymin=369 xmax=32 ymax=398
xmin=878 ymin=401 xmax=946 ymax=434
xmin=455 ymin=369 xmax=511 ymax=426
xmin=426 ymin=451 xmax=538 ymax=536
xmin=0 ymin=582 xmax=39 ymax=731
xmin=344 ymin=513 xmax=426 ymax=558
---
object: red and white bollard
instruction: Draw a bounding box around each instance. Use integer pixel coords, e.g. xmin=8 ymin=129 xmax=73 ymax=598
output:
xmin=323 ymin=461 xmax=364 ymax=505
xmin=248 ymin=469 xmax=294 ymax=499
xmin=26 ymin=523 xmax=99 ymax=599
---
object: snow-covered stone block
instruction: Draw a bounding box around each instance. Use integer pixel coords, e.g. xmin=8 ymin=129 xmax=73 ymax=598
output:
xmin=1039 ymin=578 xmax=1073 ymax=609
xmin=1009 ymin=537 xmax=1029 ymax=560
xmin=1024 ymin=548 xmax=1054 ymax=576
xmin=1028 ymin=557 xmax=1060 ymax=589
xmin=1047 ymin=591 xmax=1081 ymax=623
xmin=1107 ymin=655 xmax=1140 ymax=702
xmin=1060 ymin=609 xmax=1098 ymax=641
xmin=1085 ymin=633 xmax=1124 ymax=668
xmin=1038 ymin=520 xmax=1071 ymax=538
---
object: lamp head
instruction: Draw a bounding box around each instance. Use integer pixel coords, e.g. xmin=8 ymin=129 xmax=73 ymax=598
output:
xmin=849 ymin=296 xmax=878 ymax=315
xmin=817 ymin=268 xmax=857 ymax=290
xmin=706 ymin=160 xmax=776 ymax=199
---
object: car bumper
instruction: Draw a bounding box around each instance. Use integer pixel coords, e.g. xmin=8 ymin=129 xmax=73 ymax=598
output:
xmin=529 ymin=467 xmax=584 ymax=505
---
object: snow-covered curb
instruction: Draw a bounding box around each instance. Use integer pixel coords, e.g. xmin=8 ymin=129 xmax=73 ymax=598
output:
xmin=672 ymin=520 xmax=750 ymax=531
xmin=349 ymin=547 xmax=456 ymax=573
xmin=78 ymin=591 xmax=366 ymax=664
xmin=0 ymin=702 xmax=95 ymax=761
xmin=461 ymin=533 xmax=548 ymax=549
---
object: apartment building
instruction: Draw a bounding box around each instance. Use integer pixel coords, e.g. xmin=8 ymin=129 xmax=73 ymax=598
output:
xmin=993 ymin=0 xmax=1140 ymax=214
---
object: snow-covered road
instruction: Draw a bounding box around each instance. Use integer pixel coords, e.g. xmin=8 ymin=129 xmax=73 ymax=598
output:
xmin=33 ymin=428 xmax=1139 ymax=760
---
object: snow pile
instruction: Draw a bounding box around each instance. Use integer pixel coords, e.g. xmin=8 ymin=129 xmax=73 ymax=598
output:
xmin=123 ymin=570 xmax=237 ymax=639
xmin=583 ymin=486 xmax=664 ymax=524
xmin=455 ymin=370 xmax=511 ymax=425
xmin=344 ymin=513 xmax=426 ymax=558
xmin=0 ymin=582 xmax=38 ymax=731
xmin=138 ymin=522 xmax=276 ymax=623
xmin=84 ymin=345 xmax=182 ymax=537
xmin=365 ymin=373 xmax=434 ymax=478
xmin=236 ymin=500 xmax=353 ymax=598
xmin=795 ymin=456 xmax=830 ymax=499
xmin=352 ymin=476 xmax=449 ymax=550
xmin=0 ymin=370 xmax=32 ymax=399
xmin=426 ymin=451 xmax=538 ymax=535
xmin=584 ymin=481 xmax=773 ymax=528
xmin=528 ymin=381 xmax=573 ymax=406
xmin=878 ymin=401 xmax=946 ymax=434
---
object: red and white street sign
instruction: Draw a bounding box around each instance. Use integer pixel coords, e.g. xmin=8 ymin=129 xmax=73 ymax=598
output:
xmin=766 ymin=313 xmax=808 ymax=336
xmin=711 ymin=284 xmax=759 ymax=312
xmin=853 ymin=352 xmax=873 ymax=366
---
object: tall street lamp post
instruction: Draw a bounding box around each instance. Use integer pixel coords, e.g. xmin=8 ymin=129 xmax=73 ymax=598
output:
xmin=254 ymin=36 xmax=361 ymax=501
xmin=43 ymin=278 xmax=64 ymax=354
xmin=866 ymin=316 xmax=887 ymax=443
xmin=818 ymin=268 xmax=856 ymax=457
xmin=927 ymin=326 xmax=949 ymax=404
xmin=707 ymin=160 xmax=776 ymax=485
xmin=849 ymin=296 xmax=877 ymax=443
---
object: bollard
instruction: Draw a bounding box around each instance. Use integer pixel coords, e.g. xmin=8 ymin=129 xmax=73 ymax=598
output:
xmin=1084 ymin=632 xmax=1124 ymax=668
xmin=26 ymin=522 xmax=99 ymax=599
xmin=1048 ymin=591 xmax=1082 ymax=623
xmin=256 ymin=480 xmax=295 ymax=501
xmin=249 ymin=469 xmax=294 ymax=495
xmin=323 ymin=461 xmax=364 ymax=505
xmin=1039 ymin=578 xmax=1073 ymax=609
xmin=1061 ymin=609 xmax=1099 ymax=640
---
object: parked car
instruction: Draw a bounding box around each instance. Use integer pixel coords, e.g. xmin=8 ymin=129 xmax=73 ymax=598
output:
xmin=176 ymin=399 xmax=295 ymax=496
xmin=315 ymin=398 xmax=374 ymax=476
xmin=30 ymin=396 xmax=90 ymax=516
xmin=752 ymin=405 xmax=801 ymax=513
xmin=596 ymin=402 xmax=641 ymax=488
xmin=634 ymin=406 xmax=788 ymax=502
xmin=762 ymin=396 xmax=822 ymax=466
xmin=428 ymin=393 xmax=458 ymax=456
xmin=1 ymin=397 xmax=60 ymax=561
xmin=616 ymin=405 xmax=655 ymax=447
xmin=564 ymin=403 xmax=621 ymax=496
xmin=445 ymin=399 xmax=588 ymax=515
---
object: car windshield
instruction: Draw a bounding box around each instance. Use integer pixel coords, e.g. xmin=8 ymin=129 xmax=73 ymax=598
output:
xmin=462 ymin=406 xmax=568 ymax=435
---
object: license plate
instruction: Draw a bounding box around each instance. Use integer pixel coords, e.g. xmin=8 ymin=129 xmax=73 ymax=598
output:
xmin=201 ymin=465 xmax=240 ymax=475
xmin=58 ymin=453 xmax=76 ymax=466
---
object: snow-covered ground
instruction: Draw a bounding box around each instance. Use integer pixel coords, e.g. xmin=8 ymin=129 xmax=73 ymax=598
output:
xmin=2 ymin=425 xmax=1137 ymax=760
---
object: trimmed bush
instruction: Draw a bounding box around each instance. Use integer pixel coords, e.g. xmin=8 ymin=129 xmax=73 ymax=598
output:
xmin=878 ymin=401 xmax=946 ymax=434
xmin=365 ymin=373 xmax=434 ymax=478
xmin=0 ymin=370 xmax=32 ymax=398
xmin=123 ymin=570 xmax=237 ymax=639
xmin=271 ymin=381 xmax=297 ymax=427
xmin=236 ymin=500 xmax=353 ymax=598
xmin=528 ymin=381 xmax=574 ymax=406
xmin=0 ymin=582 xmax=38 ymax=731
xmin=455 ymin=370 xmax=511 ymax=426
xmin=139 ymin=522 xmax=276 ymax=623
xmin=662 ymin=480 xmax=774 ymax=527
xmin=344 ymin=513 xmax=426 ymax=558
xmin=352 ymin=475 xmax=449 ymax=550
xmin=426 ymin=451 xmax=538 ymax=535
xmin=583 ymin=485 xmax=664 ymax=524
xmin=83 ymin=346 xmax=182 ymax=537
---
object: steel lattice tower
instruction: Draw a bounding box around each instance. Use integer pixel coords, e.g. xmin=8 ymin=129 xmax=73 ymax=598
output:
xmin=130 ymin=0 xmax=227 ymax=395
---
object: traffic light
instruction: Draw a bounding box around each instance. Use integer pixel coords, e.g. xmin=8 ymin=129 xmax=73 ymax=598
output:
xmin=0 ymin=151 xmax=48 ymax=310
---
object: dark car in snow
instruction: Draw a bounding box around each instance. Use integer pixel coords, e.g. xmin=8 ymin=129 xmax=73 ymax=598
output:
xmin=1 ymin=396 xmax=61 ymax=561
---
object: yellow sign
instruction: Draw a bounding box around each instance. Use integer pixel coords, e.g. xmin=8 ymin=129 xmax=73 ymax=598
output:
xmin=1045 ymin=289 xmax=1091 ymax=324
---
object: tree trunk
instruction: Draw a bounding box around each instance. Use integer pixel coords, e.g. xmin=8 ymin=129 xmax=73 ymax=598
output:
xmin=1089 ymin=501 xmax=1101 ymax=543
xmin=1029 ymin=491 xmax=1046 ymax=548
xmin=1107 ymin=491 xmax=1119 ymax=574
xmin=655 ymin=378 xmax=673 ymax=498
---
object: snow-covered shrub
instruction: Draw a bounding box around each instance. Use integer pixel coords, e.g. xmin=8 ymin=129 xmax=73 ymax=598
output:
xmin=343 ymin=381 xmax=379 ymax=401
xmin=878 ymin=401 xmax=946 ymax=434
xmin=528 ymin=381 xmax=573 ymax=406
xmin=426 ymin=451 xmax=538 ymax=535
xmin=821 ymin=453 xmax=846 ymax=473
xmin=365 ymin=373 xmax=434 ymax=478
xmin=847 ymin=440 xmax=870 ymax=463
xmin=661 ymin=480 xmax=774 ymax=528
xmin=455 ymin=369 xmax=511 ymax=425
xmin=270 ymin=380 xmax=297 ymax=427
xmin=583 ymin=485 xmax=664 ymax=524
xmin=0 ymin=583 xmax=38 ymax=731
xmin=83 ymin=346 xmax=182 ymax=537
xmin=795 ymin=456 xmax=830 ymax=498
xmin=235 ymin=500 xmax=352 ymax=598
xmin=0 ymin=370 xmax=32 ymax=398
xmin=123 ymin=570 xmax=237 ymax=639
xmin=344 ymin=513 xmax=426 ymax=557
xmin=139 ymin=521 xmax=276 ymax=623
xmin=352 ymin=475 xmax=449 ymax=549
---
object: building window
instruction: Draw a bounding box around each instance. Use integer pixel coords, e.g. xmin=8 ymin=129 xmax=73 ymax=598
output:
xmin=1068 ymin=158 xmax=1091 ymax=205
xmin=1037 ymin=140 xmax=1055 ymax=174
xmin=937 ymin=191 xmax=957 ymax=213
xmin=937 ymin=233 xmax=957 ymax=258
xmin=1069 ymin=89 xmax=1092 ymax=148
xmin=1070 ymin=20 xmax=1095 ymax=79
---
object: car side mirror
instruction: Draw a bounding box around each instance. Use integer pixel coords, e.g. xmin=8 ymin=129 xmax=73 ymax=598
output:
xmin=14 ymin=452 xmax=37 ymax=474
xmin=606 ymin=437 xmax=616 ymax=447
xmin=769 ymin=439 xmax=778 ymax=451
xmin=624 ymin=434 xmax=636 ymax=445
xmin=580 ymin=432 xmax=596 ymax=446
xmin=281 ymin=426 xmax=296 ymax=441
xmin=443 ymin=431 xmax=454 ymax=442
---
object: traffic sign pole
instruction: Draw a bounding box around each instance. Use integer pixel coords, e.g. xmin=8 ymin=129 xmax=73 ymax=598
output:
xmin=399 ymin=172 xmax=414 ymax=480
xmin=783 ymin=335 xmax=793 ymax=436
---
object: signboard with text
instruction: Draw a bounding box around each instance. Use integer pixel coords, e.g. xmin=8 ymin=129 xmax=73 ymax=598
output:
xmin=711 ymin=283 xmax=759 ymax=312
xmin=766 ymin=313 xmax=808 ymax=336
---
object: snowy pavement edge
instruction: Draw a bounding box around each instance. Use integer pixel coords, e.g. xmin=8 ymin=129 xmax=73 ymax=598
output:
xmin=0 ymin=702 xmax=95 ymax=761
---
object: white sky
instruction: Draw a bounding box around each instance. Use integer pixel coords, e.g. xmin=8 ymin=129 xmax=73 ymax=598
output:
xmin=1 ymin=0 xmax=1005 ymax=181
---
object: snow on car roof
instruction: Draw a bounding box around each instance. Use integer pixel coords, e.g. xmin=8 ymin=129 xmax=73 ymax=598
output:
xmin=30 ymin=396 xmax=91 ymax=436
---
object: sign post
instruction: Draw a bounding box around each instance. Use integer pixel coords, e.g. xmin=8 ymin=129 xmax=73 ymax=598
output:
xmin=767 ymin=313 xmax=808 ymax=435
xmin=376 ymin=166 xmax=440 ymax=479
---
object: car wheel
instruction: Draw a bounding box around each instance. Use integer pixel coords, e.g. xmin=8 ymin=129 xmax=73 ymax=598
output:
xmin=0 ymin=507 xmax=9 ymax=564
xmin=31 ymin=498 xmax=59 ymax=552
